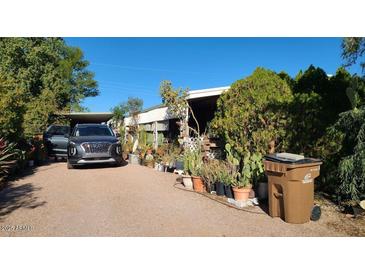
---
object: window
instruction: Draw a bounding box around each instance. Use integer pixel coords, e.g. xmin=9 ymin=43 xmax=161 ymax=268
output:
xmin=73 ymin=126 xmax=113 ymax=137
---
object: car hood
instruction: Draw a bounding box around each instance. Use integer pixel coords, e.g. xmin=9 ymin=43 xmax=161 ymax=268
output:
xmin=69 ymin=136 xmax=118 ymax=144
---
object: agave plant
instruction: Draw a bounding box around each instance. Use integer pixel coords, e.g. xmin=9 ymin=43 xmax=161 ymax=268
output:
xmin=0 ymin=138 xmax=21 ymax=181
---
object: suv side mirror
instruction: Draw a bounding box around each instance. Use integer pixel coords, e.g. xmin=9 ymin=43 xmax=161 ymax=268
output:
xmin=115 ymin=132 xmax=121 ymax=138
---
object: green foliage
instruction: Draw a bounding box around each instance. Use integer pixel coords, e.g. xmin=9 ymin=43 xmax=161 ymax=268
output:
xmin=139 ymin=128 xmax=147 ymax=147
xmin=159 ymin=80 xmax=188 ymax=120
xmin=210 ymin=68 xmax=292 ymax=184
xmin=328 ymin=107 xmax=365 ymax=203
xmin=239 ymin=152 xmax=264 ymax=187
xmin=287 ymin=91 xmax=323 ymax=155
xmin=119 ymin=126 xmax=126 ymax=144
xmin=0 ymin=138 xmax=21 ymax=182
xmin=225 ymin=143 xmax=239 ymax=166
xmin=286 ymin=66 xmax=353 ymax=156
xmin=183 ymin=146 xmax=203 ymax=176
xmin=111 ymin=104 xmax=128 ymax=123
xmin=0 ymin=38 xmax=98 ymax=140
xmin=125 ymin=97 xmax=143 ymax=116
xmin=159 ymin=80 xmax=200 ymax=136
xmin=200 ymin=160 xmax=217 ymax=186
xmin=342 ymin=38 xmax=365 ymax=72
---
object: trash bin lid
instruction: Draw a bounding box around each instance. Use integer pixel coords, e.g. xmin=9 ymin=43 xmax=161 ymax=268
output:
xmin=264 ymin=153 xmax=321 ymax=164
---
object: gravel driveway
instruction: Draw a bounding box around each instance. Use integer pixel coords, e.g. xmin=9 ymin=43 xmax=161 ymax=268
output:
xmin=0 ymin=162 xmax=345 ymax=236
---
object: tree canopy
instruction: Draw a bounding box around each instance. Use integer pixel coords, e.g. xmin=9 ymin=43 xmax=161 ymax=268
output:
xmin=342 ymin=37 xmax=365 ymax=73
xmin=210 ymin=67 xmax=293 ymax=158
xmin=0 ymin=38 xmax=98 ymax=139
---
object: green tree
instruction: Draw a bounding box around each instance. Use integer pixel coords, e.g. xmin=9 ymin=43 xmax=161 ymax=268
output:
xmin=159 ymin=80 xmax=200 ymax=136
xmin=0 ymin=38 xmax=98 ymax=139
xmin=210 ymin=68 xmax=293 ymax=179
xmin=287 ymin=65 xmax=353 ymax=155
xmin=125 ymin=97 xmax=143 ymax=116
xmin=342 ymin=37 xmax=365 ymax=72
xmin=321 ymin=84 xmax=365 ymax=204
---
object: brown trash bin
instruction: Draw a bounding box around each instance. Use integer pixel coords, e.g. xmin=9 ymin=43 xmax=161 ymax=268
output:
xmin=264 ymin=157 xmax=322 ymax=224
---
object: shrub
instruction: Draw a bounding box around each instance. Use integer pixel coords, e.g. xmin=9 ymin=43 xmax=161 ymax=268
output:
xmin=210 ymin=68 xmax=293 ymax=183
xmin=0 ymin=137 xmax=21 ymax=183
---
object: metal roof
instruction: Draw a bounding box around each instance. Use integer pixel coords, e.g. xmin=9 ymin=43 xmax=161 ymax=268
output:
xmin=59 ymin=112 xmax=114 ymax=123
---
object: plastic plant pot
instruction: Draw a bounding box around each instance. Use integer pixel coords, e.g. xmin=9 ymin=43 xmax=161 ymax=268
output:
xmin=215 ymin=182 xmax=225 ymax=196
xmin=224 ymin=185 xmax=234 ymax=198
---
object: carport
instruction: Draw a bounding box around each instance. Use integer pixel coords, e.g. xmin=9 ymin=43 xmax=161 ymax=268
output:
xmin=61 ymin=112 xmax=114 ymax=128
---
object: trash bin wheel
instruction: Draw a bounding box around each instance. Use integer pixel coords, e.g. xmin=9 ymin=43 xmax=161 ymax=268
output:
xmin=310 ymin=205 xmax=321 ymax=221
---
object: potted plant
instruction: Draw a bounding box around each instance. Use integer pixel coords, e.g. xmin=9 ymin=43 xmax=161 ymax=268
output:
xmin=223 ymin=162 xmax=235 ymax=199
xmin=214 ymin=161 xmax=226 ymax=196
xmin=232 ymin=152 xmax=263 ymax=201
xmin=175 ymin=154 xmax=184 ymax=171
xmin=182 ymin=149 xmax=194 ymax=190
xmin=189 ymin=149 xmax=205 ymax=193
xmin=200 ymin=160 xmax=216 ymax=193
xmin=144 ymin=153 xmax=154 ymax=168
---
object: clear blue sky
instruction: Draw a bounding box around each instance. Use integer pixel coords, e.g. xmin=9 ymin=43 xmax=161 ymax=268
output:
xmin=64 ymin=38 xmax=360 ymax=112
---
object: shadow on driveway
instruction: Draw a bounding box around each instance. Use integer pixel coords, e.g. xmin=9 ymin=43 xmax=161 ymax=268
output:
xmin=0 ymin=181 xmax=46 ymax=221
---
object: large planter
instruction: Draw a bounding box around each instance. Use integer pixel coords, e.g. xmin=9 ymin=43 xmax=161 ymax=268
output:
xmin=129 ymin=153 xmax=140 ymax=165
xmin=232 ymin=186 xmax=252 ymax=201
xmin=182 ymin=175 xmax=193 ymax=190
xmin=224 ymin=185 xmax=234 ymax=199
xmin=192 ymin=176 xmax=205 ymax=192
xmin=215 ymin=182 xmax=225 ymax=196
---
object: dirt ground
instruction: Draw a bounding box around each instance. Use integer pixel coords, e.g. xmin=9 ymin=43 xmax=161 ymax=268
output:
xmin=0 ymin=161 xmax=363 ymax=237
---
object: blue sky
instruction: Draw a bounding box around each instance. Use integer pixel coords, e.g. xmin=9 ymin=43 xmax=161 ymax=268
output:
xmin=65 ymin=38 xmax=360 ymax=112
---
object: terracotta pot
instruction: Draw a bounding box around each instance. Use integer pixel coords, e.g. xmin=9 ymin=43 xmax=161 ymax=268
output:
xmin=232 ymin=186 xmax=252 ymax=201
xmin=192 ymin=176 xmax=205 ymax=193
xmin=182 ymin=175 xmax=193 ymax=190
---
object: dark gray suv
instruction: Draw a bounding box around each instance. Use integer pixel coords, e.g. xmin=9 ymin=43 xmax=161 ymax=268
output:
xmin=67 ymin=124 xmax=122 ymax=169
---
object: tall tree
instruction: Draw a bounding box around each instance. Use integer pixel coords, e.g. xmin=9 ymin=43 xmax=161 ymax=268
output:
xmin=0 ymin=38 xmax=99 ymax=139
xmin=342 ymin=37 xmax=365 ymax=73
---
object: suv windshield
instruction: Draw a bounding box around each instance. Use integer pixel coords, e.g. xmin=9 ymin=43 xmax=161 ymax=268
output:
xmin=73 ymin=126 xmax=113 ymax=137
xmin=47 ymin=126 xmax=70 ymax=136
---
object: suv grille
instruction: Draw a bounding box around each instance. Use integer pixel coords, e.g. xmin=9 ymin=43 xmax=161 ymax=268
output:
xmin=81 ymin=142 xmax=111 ymax=154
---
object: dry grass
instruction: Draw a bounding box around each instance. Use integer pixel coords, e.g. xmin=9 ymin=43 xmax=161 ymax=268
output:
xmin=315 ymin=195 xmax=365 ymax=236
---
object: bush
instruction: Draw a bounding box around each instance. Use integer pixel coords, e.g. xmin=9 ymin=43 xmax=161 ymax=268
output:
xmin=210 ymin=68 xmax=293 ymax=183
xmin=0 ymin=137 xmax=21 ymax=184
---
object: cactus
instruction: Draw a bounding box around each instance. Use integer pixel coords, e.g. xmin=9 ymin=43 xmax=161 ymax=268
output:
xmin=225 ymin=143 xmax=240 ymax=166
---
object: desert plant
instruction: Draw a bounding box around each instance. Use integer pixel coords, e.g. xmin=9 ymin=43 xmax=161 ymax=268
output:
xmin=200 ymin=160 xmax=218 ymax=187
xmin=237 ymin=152 xmax=264 ymax=188
xmin=0 ymin=138 xmax=21 ymax=182
xmin=183 ymin=147 xmax=203 ymax=176
xmin=225 ymin=143 xmax=240 ymax=166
